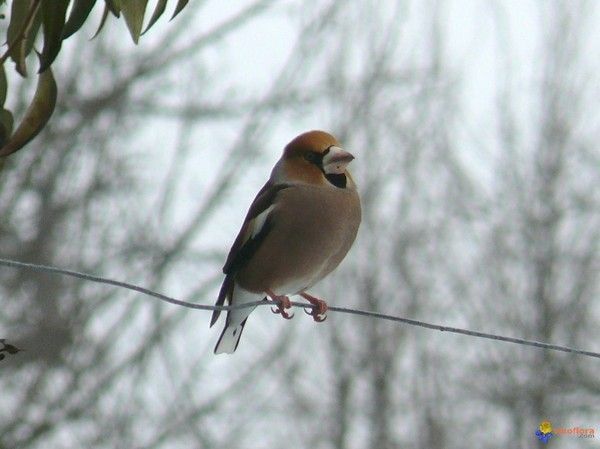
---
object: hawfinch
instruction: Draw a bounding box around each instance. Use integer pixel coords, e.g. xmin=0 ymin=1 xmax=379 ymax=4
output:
xmin=210 ymin=130 xmax=361 ymax=354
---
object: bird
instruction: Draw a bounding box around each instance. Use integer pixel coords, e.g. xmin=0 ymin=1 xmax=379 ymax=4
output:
xmin=210 ymin=130 xmax=361 ymax=354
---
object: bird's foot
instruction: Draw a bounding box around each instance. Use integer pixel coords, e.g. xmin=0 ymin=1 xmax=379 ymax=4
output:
xmin=266 ymin=289 xmax=294 ymax=320
xmin=300 ymin=292 xmax=328 ymax=322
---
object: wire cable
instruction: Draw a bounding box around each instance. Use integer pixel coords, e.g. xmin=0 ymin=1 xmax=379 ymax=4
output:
xmin=1 ymin=257 xmax=599 ymax=359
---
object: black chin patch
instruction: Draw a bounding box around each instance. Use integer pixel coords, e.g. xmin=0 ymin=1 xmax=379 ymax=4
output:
xmin=325 ymin=173 xmax=347 ymax=188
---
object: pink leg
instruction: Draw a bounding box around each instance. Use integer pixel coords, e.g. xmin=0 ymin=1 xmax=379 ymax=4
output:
xmin=300 ymin=292 xmax=328 ymax=322
xmin=266 ymin=289 xmax=294 ymax=320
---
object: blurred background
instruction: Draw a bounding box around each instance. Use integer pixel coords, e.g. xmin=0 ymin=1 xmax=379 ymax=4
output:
xmin=1 ymin=0 xmax=599 ymax=448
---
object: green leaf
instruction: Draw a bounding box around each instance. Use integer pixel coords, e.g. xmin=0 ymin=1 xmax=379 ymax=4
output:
xmin=6 ymin=0 xmax=41 ymax=77
xmin=0 ymin=64 xmax=7 ymax=106
xmin=170 ymin=0 xmax=189 ymax=21
xmin=0 ymin=65 xmax=57 ymax=157
xmin=121 ymin=0 xmax=148 ymax=44
xmin=0 ymin=108 xmax=14 ymax=147
xmin=62 ymin=0 xmax=98 ymax=40
xmin=24 ymin=7 xmax=42 ymax=59
xmin=0 ymin=65 xmax=13 ymax=147
xmin=92 ymin=4 xmax=110 ymax=39
xmin=105 ymin=0 xmax=121 ymax=17
xmin=142 ymin=0 xmax=167 ymax=35
xmin=39 ymin=0 xmax=69 ymax=73
xmin=6 ymin=1 xmax=29 ymax=71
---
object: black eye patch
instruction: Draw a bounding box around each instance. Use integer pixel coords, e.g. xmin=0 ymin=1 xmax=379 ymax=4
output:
xmin=304 ymin=151 xmax=323 ymax=165
xmin=302 ymin=147 xmax=347 ymax=188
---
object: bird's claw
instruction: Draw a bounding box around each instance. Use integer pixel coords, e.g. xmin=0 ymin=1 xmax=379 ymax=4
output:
xmin=314 ymin=314 xmax=326 ymax=322
xmin=304 ymin=307 xmax=327 ymax=322
xmin=300 ymin=293 xmax=328 ymax=323
xmin=271 ymin=305 xmax=294 ymax=319
xmin=267 ymin=291 xmax=294 ymax=320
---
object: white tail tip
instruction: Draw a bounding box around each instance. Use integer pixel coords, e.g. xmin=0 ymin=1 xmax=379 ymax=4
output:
xmin=214 ymin=323 xmax=245 ymax=354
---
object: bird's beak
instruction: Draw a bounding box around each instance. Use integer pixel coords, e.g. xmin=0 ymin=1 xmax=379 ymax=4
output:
xmin=322 ymin=146 xmax=355 ymax=174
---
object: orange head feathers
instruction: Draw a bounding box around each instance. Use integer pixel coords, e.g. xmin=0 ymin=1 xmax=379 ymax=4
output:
xmin=283 ymin=130 xmax=340 ymax=158
xmin=279 ymin=130 xmax=355 ymax=187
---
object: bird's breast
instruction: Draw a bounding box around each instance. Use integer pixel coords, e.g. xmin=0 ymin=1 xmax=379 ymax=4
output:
xmin=236 ymin=184 xmax=361 ymax=294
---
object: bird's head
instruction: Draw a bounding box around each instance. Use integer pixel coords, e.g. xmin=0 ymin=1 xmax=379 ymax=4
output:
xmin=278 ymin=130 xmax=356 ymax=189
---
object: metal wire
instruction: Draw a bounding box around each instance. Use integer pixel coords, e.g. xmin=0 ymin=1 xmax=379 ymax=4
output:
xmin=1 ymin=257 xmax=599 ymax=359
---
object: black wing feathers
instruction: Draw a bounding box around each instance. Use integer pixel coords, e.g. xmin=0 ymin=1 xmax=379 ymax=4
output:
xmin=211 ymin=181 xmax=290 ymax=327
xmin=222 ymin=181 xmax=290 ymax=274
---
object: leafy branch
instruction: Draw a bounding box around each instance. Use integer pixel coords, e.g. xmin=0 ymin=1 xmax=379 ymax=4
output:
xmin=0 ymin=0 xmax=40 ymax=66
xmin=0 ymin=0 xmax=190 ymax=164
xmin=0 ymin=338 xmax=22 ymax=361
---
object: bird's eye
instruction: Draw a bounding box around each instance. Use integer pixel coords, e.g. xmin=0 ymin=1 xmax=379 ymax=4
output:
xmin=304 ymin=152 xmax=318 ymax=164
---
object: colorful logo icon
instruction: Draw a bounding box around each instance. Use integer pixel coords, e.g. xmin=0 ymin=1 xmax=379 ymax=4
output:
xmin=536 ymin=420 xmax=554 ymax=443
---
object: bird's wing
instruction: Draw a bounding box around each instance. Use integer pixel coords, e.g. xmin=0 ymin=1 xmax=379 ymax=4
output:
xmin=210 ymin=181 xmax=290 ymax=327
xmin=223 ymin=180 xmax=291 ymax=275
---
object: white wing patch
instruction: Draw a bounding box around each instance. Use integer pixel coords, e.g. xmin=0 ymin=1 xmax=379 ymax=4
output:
xmin=251 ymin=205 xmax=275 ymax=239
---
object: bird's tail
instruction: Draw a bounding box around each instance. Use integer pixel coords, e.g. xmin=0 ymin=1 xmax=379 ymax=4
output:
xmin=211 ymin=279 xmax=259 ymax=354
xmin=214 ymin=318 xmax=248 ymax=354
xmin=210 ymin=276 xmax=233 ymax=328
